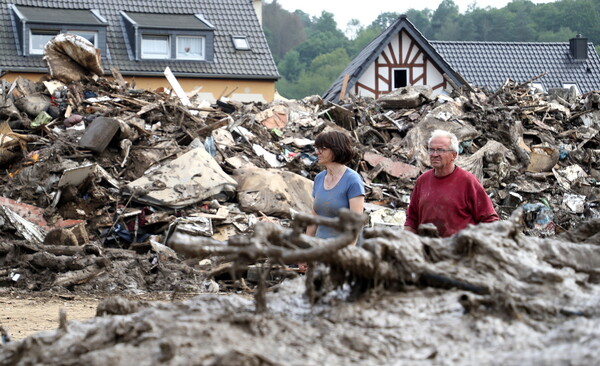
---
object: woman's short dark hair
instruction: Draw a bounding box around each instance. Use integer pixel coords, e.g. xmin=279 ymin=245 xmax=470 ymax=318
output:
xmin=315 ymin=131 xmax=355 ymax=165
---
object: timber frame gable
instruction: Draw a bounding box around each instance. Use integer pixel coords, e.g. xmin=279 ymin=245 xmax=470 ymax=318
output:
xmin=323 ymin=15 xmax=461 ymax=102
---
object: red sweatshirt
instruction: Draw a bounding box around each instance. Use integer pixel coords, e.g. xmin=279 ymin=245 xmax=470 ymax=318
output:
xmin=405 ymin=166 xmax=499 ymax=237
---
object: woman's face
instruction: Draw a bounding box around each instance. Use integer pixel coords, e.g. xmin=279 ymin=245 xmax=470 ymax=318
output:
xmin=316 ymin=147 xmax=335 ymax=164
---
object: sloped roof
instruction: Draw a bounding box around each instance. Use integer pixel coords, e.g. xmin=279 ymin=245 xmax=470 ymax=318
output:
xmin=0 ymin=0 xmax=279 ymax=80
xmin=324 ymin=15 xmax=600 ymax=101
xmin=431 ymin=40 xmax=600 ymax=93
xmin=322 ymin=15 xmax=461 ymax=102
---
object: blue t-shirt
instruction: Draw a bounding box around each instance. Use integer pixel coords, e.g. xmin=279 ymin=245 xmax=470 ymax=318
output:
xmin=312 ymin=168 xmax=365 ymax=239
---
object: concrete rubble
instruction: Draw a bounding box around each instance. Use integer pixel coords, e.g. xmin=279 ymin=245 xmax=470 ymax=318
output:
xmin=1 ymin=60 xmax=600 ymax=363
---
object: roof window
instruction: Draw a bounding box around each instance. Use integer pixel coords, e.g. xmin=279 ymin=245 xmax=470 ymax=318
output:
xmin=232 ymin=36 xmax=250 ymax=50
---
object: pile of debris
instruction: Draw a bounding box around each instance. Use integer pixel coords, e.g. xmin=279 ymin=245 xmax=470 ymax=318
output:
xmin=1 ymin=67 xmax=600 ymax=293
xmin=1 ymin=38 xmax=600 ymax=362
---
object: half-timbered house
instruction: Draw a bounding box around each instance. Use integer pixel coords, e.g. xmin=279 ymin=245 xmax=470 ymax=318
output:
xmin=323 ymin=15 xmax=600 ymax=102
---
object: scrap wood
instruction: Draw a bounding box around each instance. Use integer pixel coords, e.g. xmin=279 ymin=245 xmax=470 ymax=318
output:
xmin=111 ymin=67 xmax=128 ymax=91
xmin=175 ymin=104 xmax=205 ymax=125
xmin=196 ymin=116 xmax=231 ymax=136
xmin=110 ymin=94 xmax=151 ymax=107
xmin=53 ymin=264 xmax=107 ymax=287
xmin=0 ymin=206 xmax=46 ymax=244
xmin=23 ymin=251 xmax=105 ymax=272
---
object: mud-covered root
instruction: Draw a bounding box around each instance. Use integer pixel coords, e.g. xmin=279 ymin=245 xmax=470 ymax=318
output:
xmin=169 ymin=209 xmax=367 ymax=309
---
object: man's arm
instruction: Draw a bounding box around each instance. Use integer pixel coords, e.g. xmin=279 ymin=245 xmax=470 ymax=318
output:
xmin=469 ymin=178 xmax=500 ymax=224
xmin=404 ymin=225 xmax=417 ymax=234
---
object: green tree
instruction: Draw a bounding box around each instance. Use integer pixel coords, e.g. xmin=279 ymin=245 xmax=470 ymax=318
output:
xmin=430 ymin=0 xmax=460 ymax=39
xmin=308 ymin=11 xmax=343 ymax=36
xmin=278 ymin=50 xmax=303 ymax=82
xmin=347 ymin=26 xmax=383 ymax=57
xmin=405 ymin=9 xmax=432 ymax=35
xmin=294 ymin=31 xmax=348 ymax=65
xmin=370 ymin=12 xmax=402 ymax=31
xmin=345 ymin=19 xmax=363 ymax=40
xmin=503 ymin=0 xmax=537 ymax=41
xmin=537 ymin=27 xmax=577 ymax=42
xmin=263 ymin=1 xmax=306 ymax=61
xmin=277 ymin=48 xmax=350 ymax=99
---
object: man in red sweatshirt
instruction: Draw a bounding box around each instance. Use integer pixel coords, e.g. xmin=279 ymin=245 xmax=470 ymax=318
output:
xmin=404 ymin=129 xmax=499 ymax=237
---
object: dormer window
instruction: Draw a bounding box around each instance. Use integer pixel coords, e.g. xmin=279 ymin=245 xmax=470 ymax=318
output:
xmin=70 ymin=30 xmax=98 ymax=46
xmin=232 ymin=36 xmax=250 ymax=50
xmin=30 ymin=30 xmax=58 ymax=55
xmin=142 ymin=35 xmax=170 ymax=59
xmin=10 ymin=5 xmax=107 ymax=57
xmin=177 ymin=36 xmax=204 ymax=60
xmin=122 ymin=11 xmax=214 ymax=61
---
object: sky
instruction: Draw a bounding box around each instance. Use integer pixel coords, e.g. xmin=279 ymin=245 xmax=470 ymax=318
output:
xmin=271 ymin=0 xmax=557 ymax=32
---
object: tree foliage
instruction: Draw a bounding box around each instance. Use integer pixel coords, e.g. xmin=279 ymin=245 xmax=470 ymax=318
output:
xmin=263 ymin=0 xmax=600 ymax=99
xmin=262 ymin=0 xmax=306 ymax=62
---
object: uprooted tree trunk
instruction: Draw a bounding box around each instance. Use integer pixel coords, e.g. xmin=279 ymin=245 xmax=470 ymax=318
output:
xmin=169 ymin=209 xmax=600 ymax=321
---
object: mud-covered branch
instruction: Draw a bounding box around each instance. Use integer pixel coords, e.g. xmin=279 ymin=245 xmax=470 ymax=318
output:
xmin=169 ymin=209 xmax=368 ymax=264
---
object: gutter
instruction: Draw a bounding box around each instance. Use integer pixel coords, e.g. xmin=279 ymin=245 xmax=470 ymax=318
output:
xmin=1 ymin=67 xmax=280 ymax=81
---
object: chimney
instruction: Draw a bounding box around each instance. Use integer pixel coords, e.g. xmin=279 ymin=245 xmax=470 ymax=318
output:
xmin=253 ymin=0 xmax=262 ymax=26
xmin=569 ymin=34 xmax=587 ymax=60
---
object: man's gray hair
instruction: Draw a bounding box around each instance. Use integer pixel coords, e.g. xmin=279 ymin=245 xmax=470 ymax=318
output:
xmin=428 ymin=129 xmax=459 ymax=152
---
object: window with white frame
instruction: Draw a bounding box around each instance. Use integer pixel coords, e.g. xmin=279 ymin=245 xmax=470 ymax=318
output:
xmin=232 ymin=36 xmax=250 ymax=50
xmin=68 ymin=30 xmax=98 ymax=46
xmin=141 ymin=35 xmax=170 ymax=59
xmin=30 ymin=30 xmax=58 ymax=55
xmin=177 ymin=36 xmax=204 ymax=60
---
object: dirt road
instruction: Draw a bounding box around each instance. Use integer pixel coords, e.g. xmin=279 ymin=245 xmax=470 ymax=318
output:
xmin=0 ymin=292 xmax=98 ymax=340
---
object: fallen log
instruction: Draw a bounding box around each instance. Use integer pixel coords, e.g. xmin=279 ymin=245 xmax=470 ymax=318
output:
xmin=53 ymin=264 xmax=107 ymax=287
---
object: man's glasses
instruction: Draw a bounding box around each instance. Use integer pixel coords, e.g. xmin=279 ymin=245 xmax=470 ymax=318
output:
xmin=428 ymin=148 xmax=454 ymax=155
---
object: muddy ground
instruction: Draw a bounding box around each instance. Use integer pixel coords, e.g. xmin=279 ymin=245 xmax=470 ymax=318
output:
xmin=1 ymin=219 xmax=599 ymax=365
xmin=0 ymin=292 xmax=98 ymax=340
xmin=1 ymin=278 xmax=598 ymax=365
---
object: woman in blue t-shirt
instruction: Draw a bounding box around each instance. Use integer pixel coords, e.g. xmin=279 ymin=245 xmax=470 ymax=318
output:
xmin=306 ymin=131 xmax=365 ymax=244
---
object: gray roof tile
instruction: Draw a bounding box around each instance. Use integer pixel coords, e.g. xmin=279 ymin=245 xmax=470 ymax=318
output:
xmin=431 ymin=40 xmax=600 ymax=92
xmin=0 ymin=0 xmax=279 ymax=80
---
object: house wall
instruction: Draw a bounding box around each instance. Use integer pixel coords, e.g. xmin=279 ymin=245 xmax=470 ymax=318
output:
xmin=353 ymin=30 xmax=448 ymax=99
xmin=1 ymin=72 xmax=276 ymax=102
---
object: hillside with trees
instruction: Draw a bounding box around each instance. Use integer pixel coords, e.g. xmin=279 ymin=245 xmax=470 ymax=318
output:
xmin=263 ymin=0 xmax=600 ymax=99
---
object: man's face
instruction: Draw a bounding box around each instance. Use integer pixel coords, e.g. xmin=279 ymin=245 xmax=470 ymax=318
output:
xmin=428 ymin=136 xmax=457 ymax=170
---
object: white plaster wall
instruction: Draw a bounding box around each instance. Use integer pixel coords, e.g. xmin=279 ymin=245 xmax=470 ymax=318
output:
xmin=355 ymin=61 xmax=376 ymax=98
xmin=426 ymin=61 xmax=449 ymax=95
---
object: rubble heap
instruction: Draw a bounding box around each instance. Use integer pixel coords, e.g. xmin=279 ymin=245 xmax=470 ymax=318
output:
xmin=1 ymin=70 xmax=600 ymax=293
xmin=0 ymin=56 xmax=600 ymax=363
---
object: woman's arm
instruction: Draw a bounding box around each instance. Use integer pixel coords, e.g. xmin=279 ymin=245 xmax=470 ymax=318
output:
xmin=349 ymin=195 xmax=364 ymax=214
xmin=305 ymin=210 xmax=318 ymax=237
xmin=348 ymin=195 xmax=365 ymax=246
